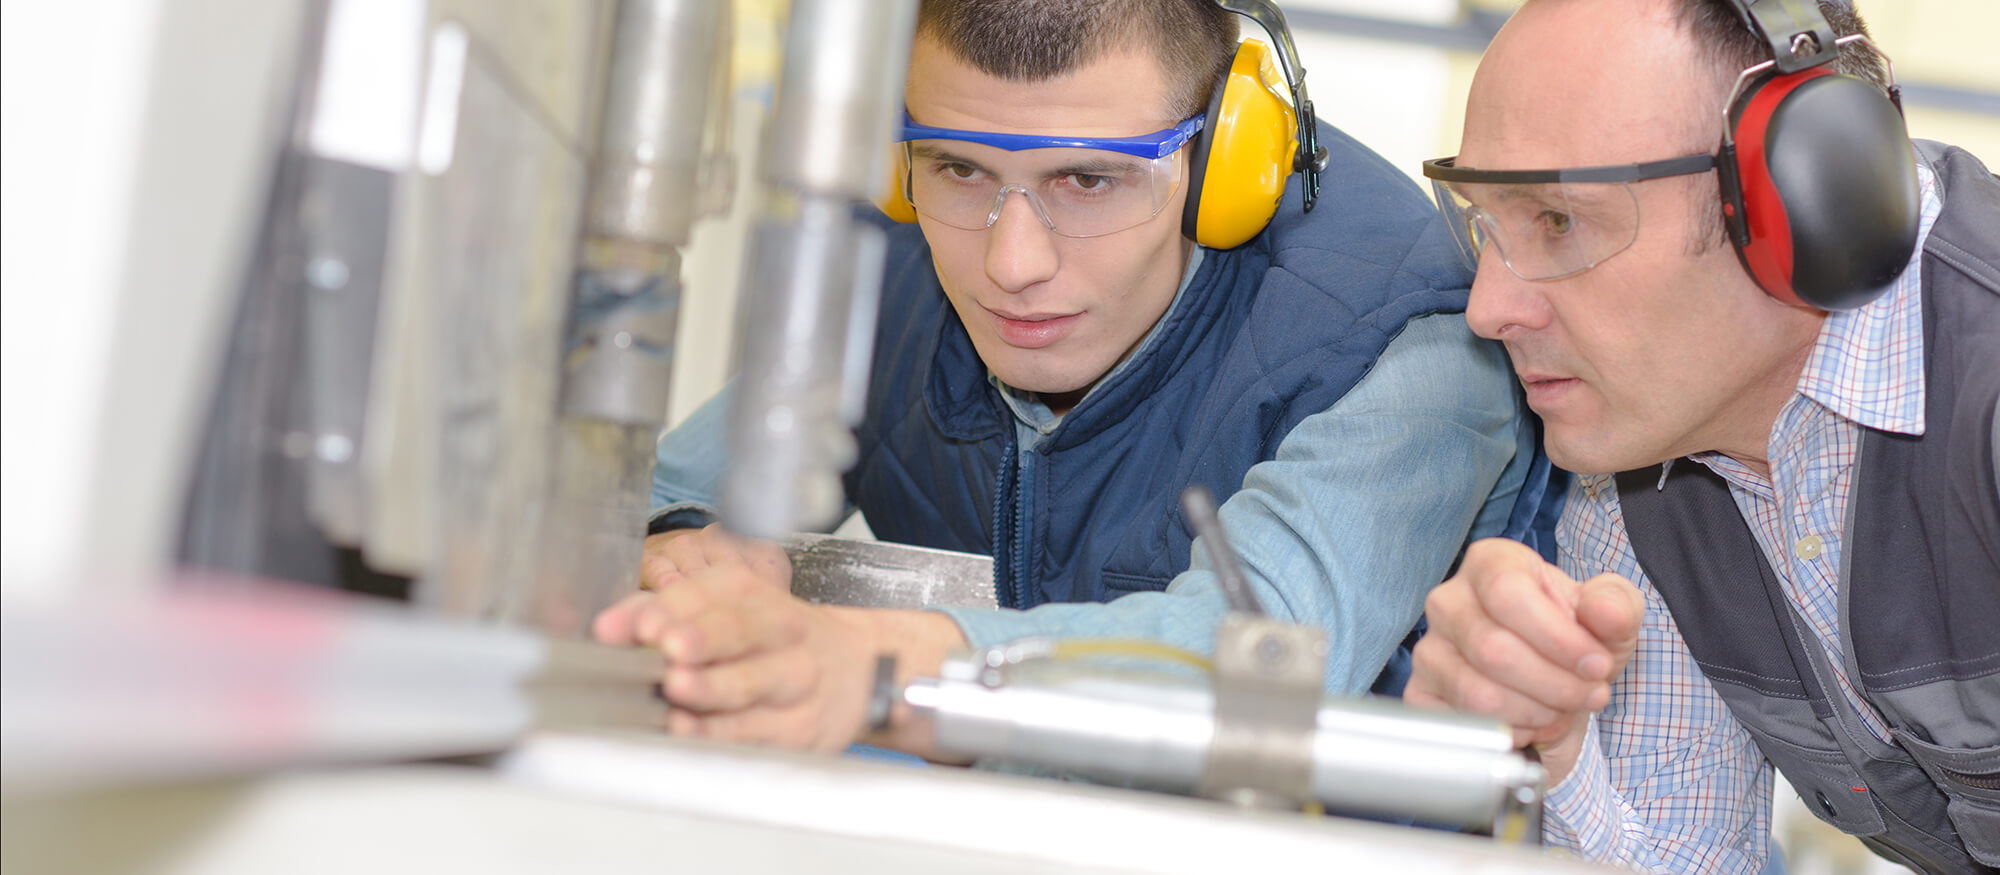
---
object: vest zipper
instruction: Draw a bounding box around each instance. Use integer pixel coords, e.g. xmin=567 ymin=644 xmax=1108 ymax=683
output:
xmin=1943 ymin=768 xmax=2000 ymax=791
xmin=989 ymin=430 xmax=1019 ymax=608
xmin=1012 ymin=445 xmax=1034 ymax=610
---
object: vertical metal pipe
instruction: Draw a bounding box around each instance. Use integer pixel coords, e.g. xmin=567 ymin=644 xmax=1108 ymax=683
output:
xmin=562 ymin=0 xmax=731 ymax=426
xmin=721 ymin=0 xmax=916 ymax=538
xmin=535 ymin=0 xmax=733 ymax=635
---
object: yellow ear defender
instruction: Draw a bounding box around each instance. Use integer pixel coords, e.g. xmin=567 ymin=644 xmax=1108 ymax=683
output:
xmin=878 ymin=144 xmax=919 ymax=224
xmin=1180 ymin=39 xmax=1297 ymax=249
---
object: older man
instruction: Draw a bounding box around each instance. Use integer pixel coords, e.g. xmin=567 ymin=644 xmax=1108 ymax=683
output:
xmin=1405 ymin=0 xmax=1999 ymax=871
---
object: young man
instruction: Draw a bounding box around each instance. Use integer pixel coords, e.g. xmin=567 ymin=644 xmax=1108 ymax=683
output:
xmin=595 ymin=0 xmax=1550 ymax=757
xmin=1403 ymin=0 xmax=1999 ymax=871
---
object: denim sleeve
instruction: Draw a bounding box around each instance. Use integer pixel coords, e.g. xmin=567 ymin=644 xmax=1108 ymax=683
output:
xmin=648 ymin=383 xmax=734 ymax=533
xmin=939 ymin=313 xmax=1530 ymax=694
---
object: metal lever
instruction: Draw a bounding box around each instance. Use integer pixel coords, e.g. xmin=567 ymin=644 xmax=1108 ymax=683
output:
xmin=1180 ymin=485 xmax=1263 ymax=616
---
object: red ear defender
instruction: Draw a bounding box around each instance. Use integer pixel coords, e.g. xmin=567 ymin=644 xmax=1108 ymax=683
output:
xmin=1718 ymin=68 xmax=1921 ymax=311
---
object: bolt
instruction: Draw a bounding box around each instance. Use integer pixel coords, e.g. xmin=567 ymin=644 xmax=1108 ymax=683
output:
xmin=1256 ymin=634 xmax=1289 ymax=666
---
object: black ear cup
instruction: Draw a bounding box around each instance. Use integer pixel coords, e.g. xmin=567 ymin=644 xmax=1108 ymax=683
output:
xmin=1180 ymin=62 xmax=1232 ymax=243
xmin=1715 ymin=27 xmax=1921 ymax=310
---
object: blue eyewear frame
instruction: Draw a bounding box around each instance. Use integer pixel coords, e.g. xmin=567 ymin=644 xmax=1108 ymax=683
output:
xmin=897 ymin=113 xmax=1205 ymax=160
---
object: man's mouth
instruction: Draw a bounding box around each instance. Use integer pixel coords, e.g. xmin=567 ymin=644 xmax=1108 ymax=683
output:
xmin=985 ymin=307 xmax=1081 ymax=349
xmin=1516 ymin=371 xmax=1579 ymax=410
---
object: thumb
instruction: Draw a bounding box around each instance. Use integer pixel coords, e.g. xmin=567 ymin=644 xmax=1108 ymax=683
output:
xmin=1574 ymin=573 xmax=1644 ymax=677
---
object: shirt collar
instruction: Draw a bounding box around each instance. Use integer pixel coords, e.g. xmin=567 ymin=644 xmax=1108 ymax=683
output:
xmin=1791 ymin=162 xmax=1941 ymax=437
xmin=1659 ymin=163 xmax=1941 ymax=488
xmin=990 ymin=245 xmax=1207 ymax=432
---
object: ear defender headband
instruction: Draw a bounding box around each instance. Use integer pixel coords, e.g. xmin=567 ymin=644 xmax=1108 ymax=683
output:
xmin=1716 ymin=0 xmax=1919 ymax=310
xmin=1180 ymin=0 xmax=1329 ymax=249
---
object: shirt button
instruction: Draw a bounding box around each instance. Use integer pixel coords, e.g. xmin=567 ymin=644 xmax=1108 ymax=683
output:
xmin=1796 ymin=534 xmax=1824 ymax=560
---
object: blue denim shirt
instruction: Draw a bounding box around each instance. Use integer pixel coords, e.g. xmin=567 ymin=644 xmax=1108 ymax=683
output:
xmin=651 ymin=270 xmax=1529 ymax=695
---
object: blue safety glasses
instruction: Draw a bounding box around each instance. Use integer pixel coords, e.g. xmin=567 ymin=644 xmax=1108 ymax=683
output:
xmin=897 ymin=115 xmax=1205 ymax=158
xmin=896 ymin=114 xmax=1205 ymax=238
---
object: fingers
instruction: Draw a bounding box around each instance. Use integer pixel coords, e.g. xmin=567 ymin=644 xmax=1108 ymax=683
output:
xmin=591 ymin=591 xmax=657 ymax=645
xmin=653 ymin=600 xmax=877 ymax=753
xmin=640 ymin=525 xmax=792 ymax=592
xmin=1413 ymin=537 xmax=1631 ymax=714
xmin=1575 ymin=573 xmax=1646 ymax=677
xmin=1424 ymin=572 xmax=1605 ymax=715
xmin=665 ymin=648 xmax=821 ymax=712
xmin=1409 ymin=634 xmax=1563 ymax=749
xmin=1468 ymin=570 xmax=1615 ymax=709
xmin=1460 ymin=540 xmax=1614 ymax=680
xmin=639 ymin=529 xmax=699 ymax=591
xmin=658 ymin=587 xmax=807 ymax=665
xmin=669 ymin=704 xmax=853 ymax=753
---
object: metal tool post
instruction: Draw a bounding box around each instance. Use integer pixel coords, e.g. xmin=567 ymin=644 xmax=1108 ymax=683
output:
xmin=899 ymin=486 xmax=1547 ymax=835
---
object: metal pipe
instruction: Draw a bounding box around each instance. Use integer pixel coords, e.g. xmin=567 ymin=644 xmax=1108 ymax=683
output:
xmin=905 ymin=654 xmax=1545 ymax=830
xmin=561 ymin=0 xmax=732 ymax=427
xmin=721 ymin=0 xmax=916 ymax=538
xmin=534 ymin=0 xmax=733 ymax=635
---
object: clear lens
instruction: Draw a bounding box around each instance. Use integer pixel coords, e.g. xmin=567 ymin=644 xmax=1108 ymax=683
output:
xmin=902 ymin=141 xmax=1183 ymax=238
xmin=1430 ymin=178 xmax=1643 ymax=282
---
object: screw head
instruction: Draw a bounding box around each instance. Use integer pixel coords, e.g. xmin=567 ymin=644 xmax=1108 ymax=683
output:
xmin=1255 ymin=634 xmax=1289 ymax=667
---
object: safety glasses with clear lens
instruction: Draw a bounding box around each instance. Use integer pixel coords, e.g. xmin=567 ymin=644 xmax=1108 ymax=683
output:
xmin=897 ymin=114 xmax=1204 ymax=239
xmin=1420 ymin=154 xmax=1716 ymax=281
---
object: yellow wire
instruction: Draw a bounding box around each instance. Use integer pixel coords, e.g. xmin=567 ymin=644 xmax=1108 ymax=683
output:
xmin=1047 ymin=639 xmax=1214 ymax=674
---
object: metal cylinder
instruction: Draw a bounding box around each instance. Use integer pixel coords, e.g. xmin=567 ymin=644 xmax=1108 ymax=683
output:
xmin=718 ymin=0 xmax=914 ymax=538
xmin=905 ymin=656 xmax=1544 ymax=829
xmin=760 ymin=0 xmax=917 ymax=199
xmin=589 ymin=0 xmax=731 ymax=251
xmin=559 ymin=262 xmax=682 ymax=425
xmin=722 ymin=195 xmax=885 ymax=537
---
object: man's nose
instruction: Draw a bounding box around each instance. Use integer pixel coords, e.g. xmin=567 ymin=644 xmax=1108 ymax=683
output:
xmin=984 ymin=190 xmax=1059 ymax=294
xmin=1464 ymin=241 xmax=1553 ymax=341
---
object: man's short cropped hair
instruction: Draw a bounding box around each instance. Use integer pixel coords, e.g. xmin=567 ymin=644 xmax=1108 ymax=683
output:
xmin=1674 ymin=0 xmax=1890 ymax=102
xmin=1671 ymin=0 xmax=1892 ymax=252
xmin=916 ymin=0 xmax=1240 ymax=121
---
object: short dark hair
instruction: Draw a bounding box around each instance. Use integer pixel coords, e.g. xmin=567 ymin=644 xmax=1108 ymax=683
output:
xmin=1670 ymin=0 xmax=1890 ymax=252
xmin=1672 ymin=0 xmax=1889 ymax=94
xmin=915 ymin=0 xmax=1239 ymax=120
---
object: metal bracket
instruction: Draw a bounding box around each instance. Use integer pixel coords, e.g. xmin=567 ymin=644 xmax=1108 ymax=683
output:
xmin=1733 ymin=0 xmax=1838 ymax=74
xmin=1195 ymin=615 xmax=1329 ymax=809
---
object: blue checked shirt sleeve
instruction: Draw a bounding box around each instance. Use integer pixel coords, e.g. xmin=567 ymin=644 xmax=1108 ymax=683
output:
xmin=1543 ymin=473 xmax=1774 ymax=873
xmin=943 ymin=313 xmax=1532 ymax=694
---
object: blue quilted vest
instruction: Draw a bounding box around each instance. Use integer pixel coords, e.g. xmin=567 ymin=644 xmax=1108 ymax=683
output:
xmin=845 ymin=125 xmax=1554 ymax=691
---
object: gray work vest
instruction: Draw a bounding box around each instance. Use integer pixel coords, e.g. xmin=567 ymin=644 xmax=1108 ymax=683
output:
xmin=1614 ymin=142 xmax=2000 ymax=874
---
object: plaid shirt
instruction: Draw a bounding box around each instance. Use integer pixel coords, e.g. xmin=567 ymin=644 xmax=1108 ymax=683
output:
xmin=1541 ymin=165 xmax=1942 ymax=873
